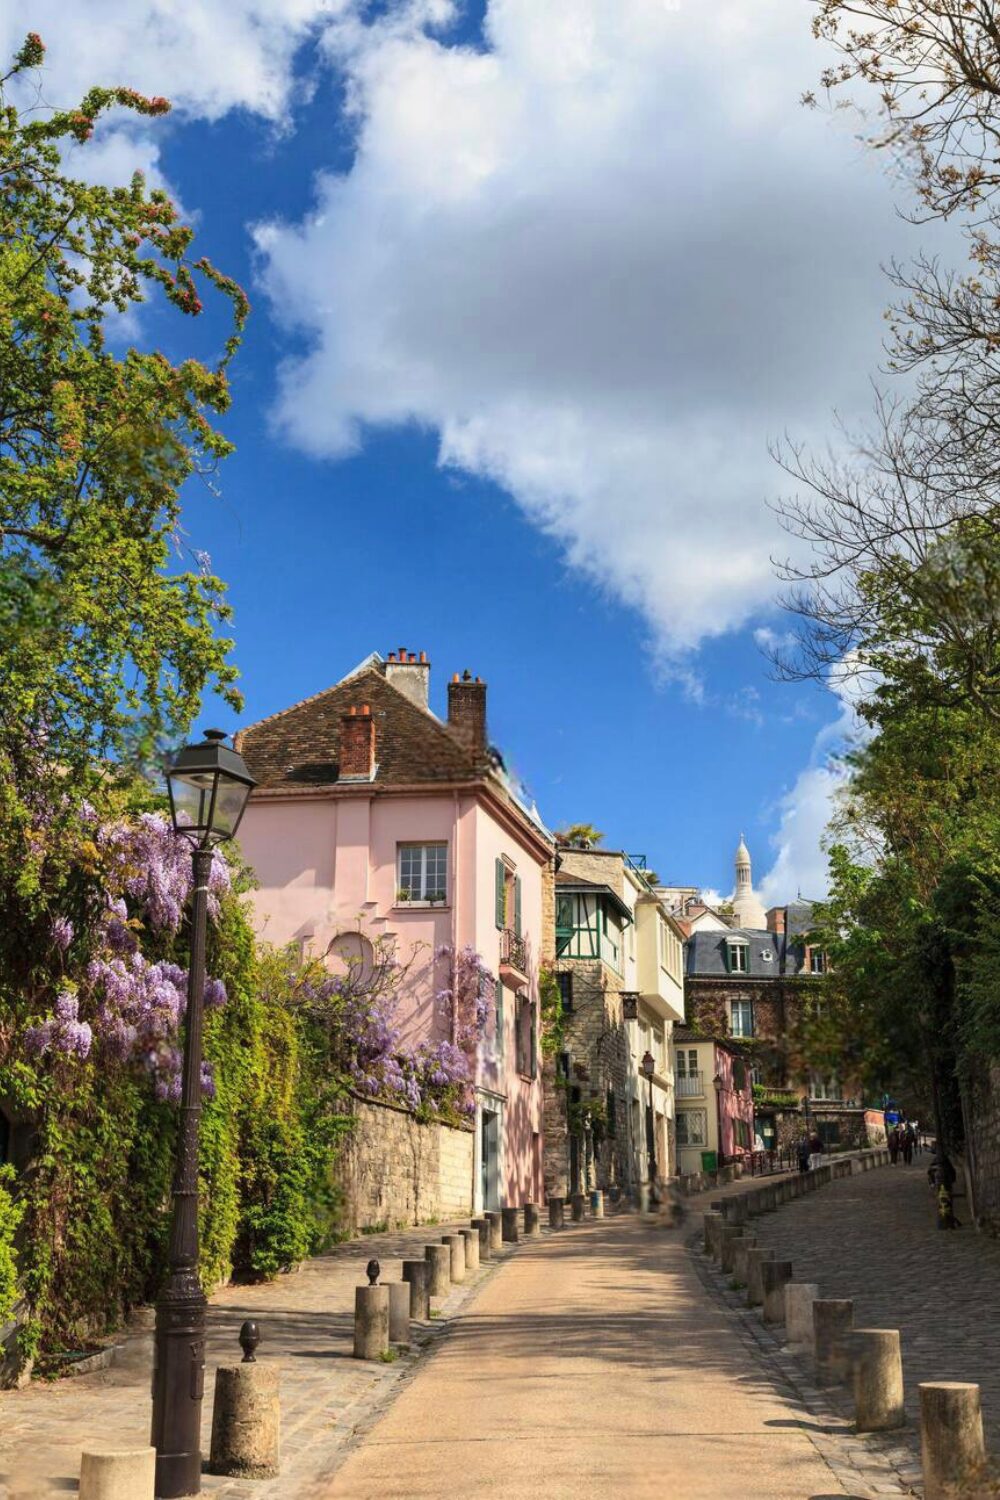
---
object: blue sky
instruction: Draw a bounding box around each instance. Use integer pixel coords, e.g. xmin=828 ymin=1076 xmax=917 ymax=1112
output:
xmin=6 ymin=1 xmax=932 ymax=898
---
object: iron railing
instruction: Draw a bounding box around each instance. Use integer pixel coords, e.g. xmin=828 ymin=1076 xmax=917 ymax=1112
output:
xmin=500 ymin=928 xmax=528 ymax=974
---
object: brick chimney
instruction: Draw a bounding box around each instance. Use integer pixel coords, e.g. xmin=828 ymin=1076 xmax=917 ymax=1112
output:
xmin=447 ymin=670 xmax=487 ymax=759
xmin=385 ymin=648 xmax=430 ymax=711
xmin=339 ymin=704 xmax=376 ymax=780
xmin=766 ymin=905 xmax=786 ymax=936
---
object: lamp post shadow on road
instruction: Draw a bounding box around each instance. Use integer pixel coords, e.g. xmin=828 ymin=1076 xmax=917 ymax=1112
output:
xmin=151 ymin=729 xmax=255 ymax=1499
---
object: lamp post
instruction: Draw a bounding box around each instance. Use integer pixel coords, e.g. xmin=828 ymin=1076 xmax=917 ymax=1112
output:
xmin=641 ymin=1049 xmax=658 ymax=1208
xmin=152 ymin=730 xmax=255 ymax=1498
xmin=713 ymin=1071 xmax=725 ymax=1168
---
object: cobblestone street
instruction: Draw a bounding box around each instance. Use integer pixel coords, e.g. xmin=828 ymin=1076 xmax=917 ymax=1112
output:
xmin=0 ymin=1217 xmax=510 ymax=1500
xmin=748 ymin=1160 xmax=1000 ymax=1450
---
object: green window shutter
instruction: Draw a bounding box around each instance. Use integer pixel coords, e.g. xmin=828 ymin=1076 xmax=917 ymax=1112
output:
xmin=495 ymin=858 xmax=505 ymax=929
xmin=514 ymin=875 xmax=522 ymax=937
xmin=530 ymin=1001 xmax=537 ymax=1078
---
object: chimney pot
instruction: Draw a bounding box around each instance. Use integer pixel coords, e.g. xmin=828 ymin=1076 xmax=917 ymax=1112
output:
xmin=419 ymin=651 xmax=427 ymax=663
xmin=348 ymin=705 xmax=357 ymax=716
xmin=388 ymin=652 xmax=396 ymax=663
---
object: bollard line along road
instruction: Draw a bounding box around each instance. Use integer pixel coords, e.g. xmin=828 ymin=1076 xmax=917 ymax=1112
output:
xmin=322 ymin=1213 xmax=903 ymax=1500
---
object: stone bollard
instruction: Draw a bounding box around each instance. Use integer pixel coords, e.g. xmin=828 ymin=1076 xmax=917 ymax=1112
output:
xmin=79 ymin=1448 xmax=155 ymax=1500
xmin=703 ymin=1211 xmax=724 ymax=1259
xmin=850 ymin=1329 xmax=905 ymax=1433
xmin=471 ymin=1218 xmax=492 ymax=1260
xmin=813 ymin=1299 xmax=854 ymax=1386
xmin=761 ymin=1260 xmax=794 ymax=1325
xmin=784 ymin=1282 xmax=819 ymax=1351
xmin=523 ymin=1202 xmax=541 ymax=1237
xmin=745 ymin=1247 xmax=775 ymax=1307
xmin=425 ymin=1243 xmax=451 ymax=1299
xmin=485 ymin=1210 xmax=503 ymax=1252
xmin=443 ymin=1233 xmax=466 ymax=1283
xmin=402 ymin=1259 xmax=430 ymax=1320
xmin=720 ymin=1224 xmax=745 ymax=1275
xmin=460 ymin=1227 xmax=480 ymax=1271
xmin=731 ymin=1232 xmax=757 ymax=1285
xmin=501 ymin=1206 xmax=520 ymax=1242
xmin=208 ymin=1364 xmax=281 ymax=1478
xmin=570 ymin=1193 xmax=587 ymax=1222
xmin=388 ymin=1282 xmax=411 ymax=1345
xmin=549 ymin=1197 xmax=566 ymax=1230
xmin=590 ymin=1190 xmax=604 ymax=1219
xmin=354 ymin=1285 xmax=389 ymax=1360
xmin=919 ymin=1382 xmax=987 ymax=1500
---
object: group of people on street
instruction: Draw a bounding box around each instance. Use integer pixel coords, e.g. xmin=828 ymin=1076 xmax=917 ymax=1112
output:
xmin=888 ymin=1119 xmax=919 ymax=1164
xmin=797 ymin=1132 xmax=824 ymax=1173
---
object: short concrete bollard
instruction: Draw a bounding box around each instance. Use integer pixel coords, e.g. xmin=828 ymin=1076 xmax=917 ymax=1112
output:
xmin=570 ymin=1193 xmax=587 ymax=1222
xmin=850 ymin=1329 xmax=905 ymax=1433
xmin=590 ymin=1190 xmax=604 ymax=1219
xmin=443 ymin=1233 xmax=466 ymax=1283
xmin=784 ymin=1282 xmax=819 ymax=1351
xmin=471 ymin=1217 xmax=491 ymax=1259
xmin=388 ymin=1282 xmax=411 ymax=1345
xmin=79 ymin=1447 xmax=155 ymax=1500
xmin=548 ymin=1197 xmax=565 ymax=1230
xmin=425 ymin=1242 xmax=451 ymax=1299
xmin=719 ymin=1224 xmax=745 ymax=1275
xmin=208 ymin=1364 xmax=281 ymax=1478
xmin=919 ymin=1382 xmax=987 ymax=1500
xmin=501 ymin=1206 xmax=520 ymax=1242
xmin=813 ymin=1299 xmax=854 ymax=1385
xmin=761 ymin=1260 xmax=794 ymax=1325
xmin=402 ymin=1259 xmax=430 ymax=1320
xmin=732 ymin=1233 xmax=757 ymax=1286
xmin=354 ymin=1285 xmax=389 ymax=1360
xmin=485 ymin=1210 xmax=503 ymax=1252
xmin=703 ymin=1211 xmax=724 ymax=1259
xmin=745 ymin=1247 xmax=775 ymax=1307
xmin=523 ymin=1202 xmax=541 ymax=1237
xmin=460 ymin=1227 xmax=480 ymax=1271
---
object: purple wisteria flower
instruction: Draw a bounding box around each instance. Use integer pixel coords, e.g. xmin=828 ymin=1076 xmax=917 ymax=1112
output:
xmin=51 ymin=915 xmax=74 ymax=951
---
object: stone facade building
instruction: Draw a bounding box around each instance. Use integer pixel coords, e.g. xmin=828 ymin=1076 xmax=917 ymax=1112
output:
xmin=545 ymin=847 xmax=685 ymax=1201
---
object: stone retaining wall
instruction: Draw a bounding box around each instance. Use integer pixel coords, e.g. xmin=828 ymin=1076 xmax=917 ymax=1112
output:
xmin=333 ymin=1097 xmax=474 ymax=1233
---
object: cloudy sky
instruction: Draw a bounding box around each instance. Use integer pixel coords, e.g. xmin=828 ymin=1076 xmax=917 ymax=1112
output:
xmin=4 ymin=0 xmax=933 ymax=899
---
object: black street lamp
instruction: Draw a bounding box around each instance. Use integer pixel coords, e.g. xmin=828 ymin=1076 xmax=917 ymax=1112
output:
xmin=641 ymin=1049 xmax=658 ymax=1208
xmin=152 ymin=730 xmax=254 ymax=1498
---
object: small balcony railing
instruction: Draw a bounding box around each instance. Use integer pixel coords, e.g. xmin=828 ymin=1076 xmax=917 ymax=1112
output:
xmin=676 ymin=1072 xmax=704 ymax=1098
xmin=500 ymin=928 xmax=529 ymax=984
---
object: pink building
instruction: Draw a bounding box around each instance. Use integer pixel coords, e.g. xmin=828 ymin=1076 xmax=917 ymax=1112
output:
xmin=235 ymin=650 xmax=553 ymax=1213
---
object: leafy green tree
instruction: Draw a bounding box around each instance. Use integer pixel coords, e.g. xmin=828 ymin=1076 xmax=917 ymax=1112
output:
xmin=556 ymin=823 xmax=604 ymax=848
xmin=0 ymin=34 xmax=248 ymax=807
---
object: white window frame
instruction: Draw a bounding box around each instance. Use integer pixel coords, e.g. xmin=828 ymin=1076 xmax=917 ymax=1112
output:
xmin=397 ymin=842 xmax=448 ymax=904
xmin=730 ymin=997 xmax=753 ymax=1038
xmin=676 ymin=1109 xmax=707 ymax=1147
xmin=727 ymin=939 xmax=749 ymax=974
xmin=809 ymin=948 xmax=827 ymax=975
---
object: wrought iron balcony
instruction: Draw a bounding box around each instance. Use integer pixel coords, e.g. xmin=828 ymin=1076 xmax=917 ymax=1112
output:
xmin=500 ymin=928 xmax=529 ymax=986
xmin=676 ymin=1073 xmax=705 ymax=1098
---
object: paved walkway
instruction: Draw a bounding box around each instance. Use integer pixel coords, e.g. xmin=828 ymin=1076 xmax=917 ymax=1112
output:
xmin=748 ymin=1160 xmax=1000 ymax=1451
xmin=324 ymin=1214 xmax=903 ymax=1500
xmin=0 ymin=1217 xmax=507 ymax=1500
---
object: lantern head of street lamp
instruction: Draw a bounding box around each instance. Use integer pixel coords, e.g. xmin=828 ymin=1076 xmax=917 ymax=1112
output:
xmin=166 ymin=729 xmax=256 ymax=848
xmin=713 ymin=1072 xmax=723 ymax=1093
xmin=366 ymin=1258 xmax=380 ymax=1286
xmin=641 ymin=1049 xmax=655 ymax=1080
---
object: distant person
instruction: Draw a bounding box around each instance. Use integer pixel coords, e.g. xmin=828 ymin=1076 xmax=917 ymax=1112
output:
xmin=903 ymin=1121 xmax=916 ymax=1165
xmin=809 ymin=1132 xmax=823 ymax=1170
xmin=798 ymin=1136 xmax=811 ymax=1174
xmin=936 ymin=1155 xmax=961 ymax=1228
xmin=889 ymin=1126 xmax=900 ymax=1165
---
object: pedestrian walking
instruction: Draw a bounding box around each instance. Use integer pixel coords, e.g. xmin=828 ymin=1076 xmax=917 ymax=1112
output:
xmin=903 ymin=1120 xmax=916 ymax=1165
xmin=797 ymin=1135 xmax=811 ymax=1174
xmin=888 ymin=1126 xmax=900 ymax=1165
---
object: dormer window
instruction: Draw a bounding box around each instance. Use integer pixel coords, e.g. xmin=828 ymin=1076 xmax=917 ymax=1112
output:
xmin=726 ymin=937 xmax=749 ymax=974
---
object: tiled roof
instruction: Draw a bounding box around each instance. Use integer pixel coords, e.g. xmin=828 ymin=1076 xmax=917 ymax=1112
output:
xmin=238 ymin=665 xmax=480 ymax=790
xmin=685 ymin=927 xmax=785 ymax=977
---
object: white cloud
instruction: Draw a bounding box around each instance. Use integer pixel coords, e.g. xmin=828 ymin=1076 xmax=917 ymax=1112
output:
xmin=758 ymin=672 xmax=869 ymax=903
xmin=256 ymin=0 xmax=928 ymax=653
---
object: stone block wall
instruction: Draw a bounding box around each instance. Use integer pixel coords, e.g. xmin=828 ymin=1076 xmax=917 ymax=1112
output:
xmin=333 ymin=1096 xmax=474 ymax=1233
xmin=963 ymin=1061 xmax=1000 ymax=1234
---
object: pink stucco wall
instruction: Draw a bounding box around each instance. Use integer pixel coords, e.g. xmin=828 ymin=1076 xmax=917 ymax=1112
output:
xmin=239 ymin=787 xmax=547 ymax=1207
xmin=714 ymin=1045 xmax=755 ymax=1160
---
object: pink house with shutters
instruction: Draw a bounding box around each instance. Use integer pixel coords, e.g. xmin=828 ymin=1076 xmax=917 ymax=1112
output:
xmin=234 ymin=649 xmax=553 ymax=1212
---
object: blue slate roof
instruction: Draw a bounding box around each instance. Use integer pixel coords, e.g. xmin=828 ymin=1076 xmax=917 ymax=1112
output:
xmin=686 ymin=928 xmax=784 ymax=978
